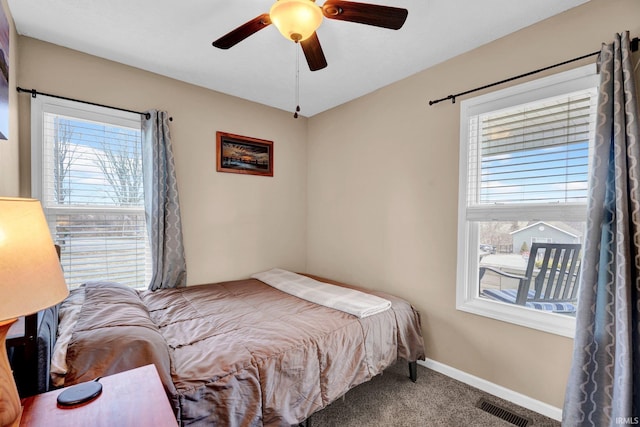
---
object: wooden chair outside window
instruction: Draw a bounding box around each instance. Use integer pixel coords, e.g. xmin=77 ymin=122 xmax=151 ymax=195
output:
xmin=480 ymin=243 xmax=581 ymax=313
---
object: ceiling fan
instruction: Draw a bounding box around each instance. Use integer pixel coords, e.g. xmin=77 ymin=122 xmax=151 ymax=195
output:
xmin=212 ymin=0 xmax=408 ymax=72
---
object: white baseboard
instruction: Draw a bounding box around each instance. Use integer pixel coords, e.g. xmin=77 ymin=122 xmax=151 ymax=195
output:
xmin=419 ymin=359 xmax=562 ymax=422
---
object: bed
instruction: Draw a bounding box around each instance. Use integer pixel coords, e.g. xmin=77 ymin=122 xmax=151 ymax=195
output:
xmin=44 ymin=269 xmax=425 ymax=426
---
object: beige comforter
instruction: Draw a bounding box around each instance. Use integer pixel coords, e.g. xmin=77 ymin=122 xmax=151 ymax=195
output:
xmin=64 ymin=276 xmax=425 ymax=426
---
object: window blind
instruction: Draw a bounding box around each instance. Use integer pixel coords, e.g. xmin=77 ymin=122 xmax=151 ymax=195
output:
xmin=39 ymin=110 xmax=150 ymax=289
xmin=467 ymin=89 xmax=597 ymax=206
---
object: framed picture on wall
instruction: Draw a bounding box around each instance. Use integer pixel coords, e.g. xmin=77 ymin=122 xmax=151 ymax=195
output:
xmin=0 ymin=5 xmax=10 ymax=140
xmin=216 ymin=131 xmax=273 ymax=177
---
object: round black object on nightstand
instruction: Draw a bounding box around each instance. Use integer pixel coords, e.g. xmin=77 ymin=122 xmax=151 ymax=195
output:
xmin=56 ymin=379 xmax=103 ymax=407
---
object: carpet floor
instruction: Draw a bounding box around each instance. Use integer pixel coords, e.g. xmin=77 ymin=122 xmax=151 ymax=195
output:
xmin=307 ymin=361 xmax=561 ymax=427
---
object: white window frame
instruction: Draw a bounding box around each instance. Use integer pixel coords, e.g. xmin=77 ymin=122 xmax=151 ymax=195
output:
xmin=456 ymin=64 xmax=599 ymax=337
xmin=31 ymin=94 xmax=149 ymax=289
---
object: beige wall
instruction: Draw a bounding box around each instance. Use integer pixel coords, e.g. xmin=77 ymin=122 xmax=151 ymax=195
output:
xmin=306 ymin=0 xmax=640 ymax=409
xmin=0 ymin=0 xmax=19 ymax=196
xmin=16 ymin=37 xmax=308 ymax=285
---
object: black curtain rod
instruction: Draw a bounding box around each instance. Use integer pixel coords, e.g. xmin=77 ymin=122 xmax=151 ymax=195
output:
xmin=428 ymin=37 xmax=640 ymax=106
xmin=16 ymin=87 xmax=173 ymax=121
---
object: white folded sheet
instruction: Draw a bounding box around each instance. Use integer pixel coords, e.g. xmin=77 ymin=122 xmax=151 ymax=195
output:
xmin=251 ymin=268 xmax=391 ymax=318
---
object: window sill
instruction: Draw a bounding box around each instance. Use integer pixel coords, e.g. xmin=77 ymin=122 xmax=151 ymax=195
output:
xmin=457 ymin=296 xmax=576 ymax=338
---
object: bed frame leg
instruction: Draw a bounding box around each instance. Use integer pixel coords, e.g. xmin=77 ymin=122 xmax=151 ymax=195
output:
xmin=408 ymin=361 xmax=417 ymax=382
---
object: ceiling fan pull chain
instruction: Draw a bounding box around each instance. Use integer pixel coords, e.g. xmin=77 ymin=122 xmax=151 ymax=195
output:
xmin=294 ymin=45 xmax=301 ymax=118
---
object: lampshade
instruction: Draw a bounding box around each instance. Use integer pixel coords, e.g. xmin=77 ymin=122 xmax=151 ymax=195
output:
xmin=0 ymin=197 xmax=68 ymax=322
xmin=269 ymin=0 xmax=323 ymax=42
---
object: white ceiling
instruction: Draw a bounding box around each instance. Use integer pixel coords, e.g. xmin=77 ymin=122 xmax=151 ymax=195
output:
xmin=7 ymin=0 xmax=589 ymax=117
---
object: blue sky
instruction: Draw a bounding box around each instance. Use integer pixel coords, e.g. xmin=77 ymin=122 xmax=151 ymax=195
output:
xmin=47 ymin=114 xmax=142 ymax=206
xmin=480 ymin=141 xmax=589 ymax=204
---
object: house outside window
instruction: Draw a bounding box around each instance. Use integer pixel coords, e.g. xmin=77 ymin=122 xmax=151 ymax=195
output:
xmin=512 ymin=221 xmax=581 ymax=254
xmin=31 ymin=95 xmax=151 ymax=289
xmin=456 ymin=64 xmax=598 ymax=337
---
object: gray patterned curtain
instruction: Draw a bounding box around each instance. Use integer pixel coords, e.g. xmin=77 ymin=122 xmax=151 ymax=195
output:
xmin=563 ymin=32 xmax=640 ymax=426
xmin=142 ymin=110 xmax=187 ymax=290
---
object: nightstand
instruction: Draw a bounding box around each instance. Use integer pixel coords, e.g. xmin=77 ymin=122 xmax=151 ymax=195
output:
xmin=19 ymin=364 xmax=177 ymax=427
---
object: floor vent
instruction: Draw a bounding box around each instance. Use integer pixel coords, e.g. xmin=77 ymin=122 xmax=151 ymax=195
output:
xmin=476 ymin=398 xmax=532 ymax=427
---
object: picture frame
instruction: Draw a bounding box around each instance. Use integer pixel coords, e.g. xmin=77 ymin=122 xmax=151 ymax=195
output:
xmin=0 ymin=5 xmax=10 ymax=140
xmin=216 ymin=131 xmax=273 ymax=177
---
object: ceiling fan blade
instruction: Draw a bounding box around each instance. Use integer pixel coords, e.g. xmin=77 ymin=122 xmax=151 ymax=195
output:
xmin=322 ymin=0 xmax=408 ymax=30
xmin=300 ymin=32 xmax=327 ymax=71
xmin=212 ymin=14 xmax=272 ymax=49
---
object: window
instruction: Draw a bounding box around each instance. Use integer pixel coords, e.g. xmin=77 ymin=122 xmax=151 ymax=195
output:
xmin=456 ymin=64 xmax=598 ymax=337
xmin=31 ymin=95 xmax=150 ymax=289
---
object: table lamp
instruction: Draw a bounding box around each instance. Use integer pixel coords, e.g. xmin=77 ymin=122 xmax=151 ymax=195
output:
xmin=0 ymin=198 xmax=69 ymax=427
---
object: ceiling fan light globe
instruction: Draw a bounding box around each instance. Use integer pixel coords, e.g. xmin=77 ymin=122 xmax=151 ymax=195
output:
xmin=269 ymin=0 xmax=323 ymax=42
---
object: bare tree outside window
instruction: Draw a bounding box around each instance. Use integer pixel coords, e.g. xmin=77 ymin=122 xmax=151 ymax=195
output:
xmin=53 ymin=118 xmax=77 ymax=204
xmin=94 ymin=130 xmax=143 ymax=207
